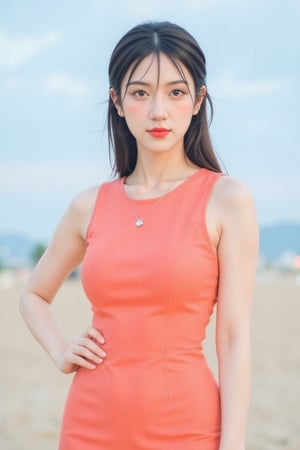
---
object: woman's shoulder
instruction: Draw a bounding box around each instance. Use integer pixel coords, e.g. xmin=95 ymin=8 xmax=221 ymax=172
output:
xmin=70 ymin=178 xmax=119 ymax=213
xmin=68 ymin=180 xmax=120 ymax=238
xmin=213 ymin=174 xmax=255 ymax=208
xmin=69 ymin=185 xmax=100 ymax=217
xmin=205 ymin=174 xmax=258 ymax=250
xmin=66 ymin=185 xmax=105 ymax=240
xmin=209 ymin=175 xmax=256 ymax=226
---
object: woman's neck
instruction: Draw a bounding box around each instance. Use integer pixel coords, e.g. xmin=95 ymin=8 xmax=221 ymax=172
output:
xmin=124 ymin=151 xmax=200 ymax=198
xmin=127 ymin=151 xmax=199 ymax=190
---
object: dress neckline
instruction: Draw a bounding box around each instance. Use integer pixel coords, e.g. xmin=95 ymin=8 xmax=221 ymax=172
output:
xmin=119 ymin=167 xmax=207 ymax=203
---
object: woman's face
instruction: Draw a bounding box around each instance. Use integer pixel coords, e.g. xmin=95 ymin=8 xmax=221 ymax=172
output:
xmin=111 ymin=52 xmax=205 ymax=156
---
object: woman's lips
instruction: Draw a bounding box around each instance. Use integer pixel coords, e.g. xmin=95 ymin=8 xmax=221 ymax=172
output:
xmin=148 ymin=128 xmax=170 ymax=138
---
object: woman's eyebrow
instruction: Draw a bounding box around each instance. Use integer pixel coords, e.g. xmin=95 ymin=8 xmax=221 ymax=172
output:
xmin=127 ymin=80 xmax=188 ymax=87
xmin=166 ymin=80 xmax=188 ymax=86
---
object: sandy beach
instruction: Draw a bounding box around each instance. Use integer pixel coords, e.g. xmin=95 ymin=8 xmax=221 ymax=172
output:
xmin=1 ymin=273 xmax=299 ymax=449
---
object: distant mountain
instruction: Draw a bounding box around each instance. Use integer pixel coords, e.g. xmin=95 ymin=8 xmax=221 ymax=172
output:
xmin=0 ymin=233 xmax=36 ymax=267
xmin=0 ymin=224 xmax=299 ymax=268
xmin=260 ymin=224 xmax=300 ymax=260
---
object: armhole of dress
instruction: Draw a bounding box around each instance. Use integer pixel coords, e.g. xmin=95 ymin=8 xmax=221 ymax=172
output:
xmin=85 ymin=182 xmax=108 ymax=243
xmin=202 ymin=172 xmax=226 ymax=259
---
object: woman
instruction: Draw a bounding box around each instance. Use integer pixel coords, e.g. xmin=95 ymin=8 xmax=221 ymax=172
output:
xmin=20 ymin=21 xmax=259 ymax=450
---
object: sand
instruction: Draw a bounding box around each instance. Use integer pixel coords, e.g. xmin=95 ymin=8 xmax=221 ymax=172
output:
xmin=1 ymin=273 xmax=299 ymax=449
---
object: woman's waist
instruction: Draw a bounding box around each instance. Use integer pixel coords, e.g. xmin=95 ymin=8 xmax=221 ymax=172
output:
xmin=101 ymin=347 xmax=206 ymax=360
xmin=92 ymin=314 xmax=207 ymax=358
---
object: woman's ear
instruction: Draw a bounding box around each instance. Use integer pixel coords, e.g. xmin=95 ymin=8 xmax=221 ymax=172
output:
xmin=193 ymin=85 xmax=207 ymax=115
xmin=110 ymin=88 xmax=124 ymax=117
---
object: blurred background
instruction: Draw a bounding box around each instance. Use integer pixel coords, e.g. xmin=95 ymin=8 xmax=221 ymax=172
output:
xmin=0 ymin=1 xmax=299 ymax=449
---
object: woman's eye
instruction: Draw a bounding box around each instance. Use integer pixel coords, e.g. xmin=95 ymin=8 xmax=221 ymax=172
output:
xmin=133 ymin=90 xmax=148 ymax=98
xmin=171 ymin=89 xmax=185 ymax=97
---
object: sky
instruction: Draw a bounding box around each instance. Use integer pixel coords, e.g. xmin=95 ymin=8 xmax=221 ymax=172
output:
xmin=1 ymin=0 xmax=299 ymax=243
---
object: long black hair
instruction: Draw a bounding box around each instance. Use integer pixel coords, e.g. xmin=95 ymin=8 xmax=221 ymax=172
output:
xmin=108 ymin=21 xmax=222 ymax=177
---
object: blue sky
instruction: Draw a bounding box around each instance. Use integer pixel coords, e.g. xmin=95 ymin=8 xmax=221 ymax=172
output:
xmin=1 ymin=0 xmax=299 ymax=242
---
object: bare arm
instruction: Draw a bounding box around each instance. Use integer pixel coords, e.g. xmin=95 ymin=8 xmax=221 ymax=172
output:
xmin=19 ymin=187 xmax=106 ymax=374
xmin=212 ymin=177 xmax=259 ymax=450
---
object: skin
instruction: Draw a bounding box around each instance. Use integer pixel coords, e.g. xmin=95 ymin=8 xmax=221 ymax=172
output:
xmin=20 ymin=52 xmax=258 ymax=450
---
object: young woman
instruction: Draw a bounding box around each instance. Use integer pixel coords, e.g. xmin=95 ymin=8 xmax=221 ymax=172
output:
xmin=20 ymin=21 xmax=259 ymax=450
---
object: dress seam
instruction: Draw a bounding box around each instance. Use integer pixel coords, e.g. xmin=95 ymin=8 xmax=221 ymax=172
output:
xmin=163 ymin=238 xmax=186 ymax=450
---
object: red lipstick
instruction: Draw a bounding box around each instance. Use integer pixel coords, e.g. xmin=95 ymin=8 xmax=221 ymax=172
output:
xmin=148 ymin=127 xmax=170 ymax=138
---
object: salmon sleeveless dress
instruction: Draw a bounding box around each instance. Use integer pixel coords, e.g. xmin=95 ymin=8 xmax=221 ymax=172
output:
xmin=59 ymin=168 xmax=222 ymax=450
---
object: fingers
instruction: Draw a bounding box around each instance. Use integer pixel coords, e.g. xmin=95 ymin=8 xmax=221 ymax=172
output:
xmin=56 ymin=327 xmax=107 ymax=374
xmin=68 ymin=353 xmax=98 ymax=371
xmin=75 ymin=338 xmax=106 ymax=360
xmin=82 ymin=327 xmax=105 ymax=345
xmin=71 ymin=327 xmax=106 ymax=370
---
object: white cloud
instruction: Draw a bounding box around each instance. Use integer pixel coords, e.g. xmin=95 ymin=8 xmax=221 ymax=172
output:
xmin=93 ymin=0 xmax=279 ymax=20
xmin=92 ymin=0 xmax=211 ymax=21
xmin=0 ymin=31 xmax=61 ymax=69
xmin=0 ymin=77 xmax=19 ymax=92
xmin=249 ymin=176 xmax=300 ymax=225
xmin=210 ymin=71 xmax=284 ymax=99
xmin=0 ymin=73 xmax=91 ymax=102
xmin=119 ymin=1 xmax=166 ymax=19
xmin=188 ymin=0 xmax=276 ymax=9
xmin=45 ymin=74 xmax=90 ymax=102
xmin=0 ymin=161 xmax=110 ymax=194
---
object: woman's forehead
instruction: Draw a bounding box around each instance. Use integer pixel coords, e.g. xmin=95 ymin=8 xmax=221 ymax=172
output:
xmin=123 ymin=52 xmax=193 ymax=86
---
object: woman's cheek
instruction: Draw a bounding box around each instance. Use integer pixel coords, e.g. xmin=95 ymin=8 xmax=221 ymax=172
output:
xmin=123 ymin=100 xmax=144 ymax=116
xmin=177 ymin=101 xmax=195 ymax=115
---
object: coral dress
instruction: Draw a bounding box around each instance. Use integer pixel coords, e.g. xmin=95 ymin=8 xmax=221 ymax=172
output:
xmin=59 ymin=168 xmax=222 ymax=450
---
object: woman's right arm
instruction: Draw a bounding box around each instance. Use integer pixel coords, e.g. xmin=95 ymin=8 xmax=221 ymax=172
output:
xmin=19 ymin=187 xmax=106 ymax=374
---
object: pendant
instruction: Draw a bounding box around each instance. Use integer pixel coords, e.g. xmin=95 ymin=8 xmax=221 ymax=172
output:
xmin=135 ymin=218 xmax=144 ymax=227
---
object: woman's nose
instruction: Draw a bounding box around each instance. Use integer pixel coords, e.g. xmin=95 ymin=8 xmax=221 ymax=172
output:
xmin=149 ymin=95 xmax=168 ymax=121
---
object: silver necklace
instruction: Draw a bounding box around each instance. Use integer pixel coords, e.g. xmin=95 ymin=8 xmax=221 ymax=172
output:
xmin=129 ymin=198 xmax=163 ymax=227
xmin=126 ymin=182 xmax=176 ymax=228
xmin=124 ymin=170 xmax=199 ymax=227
